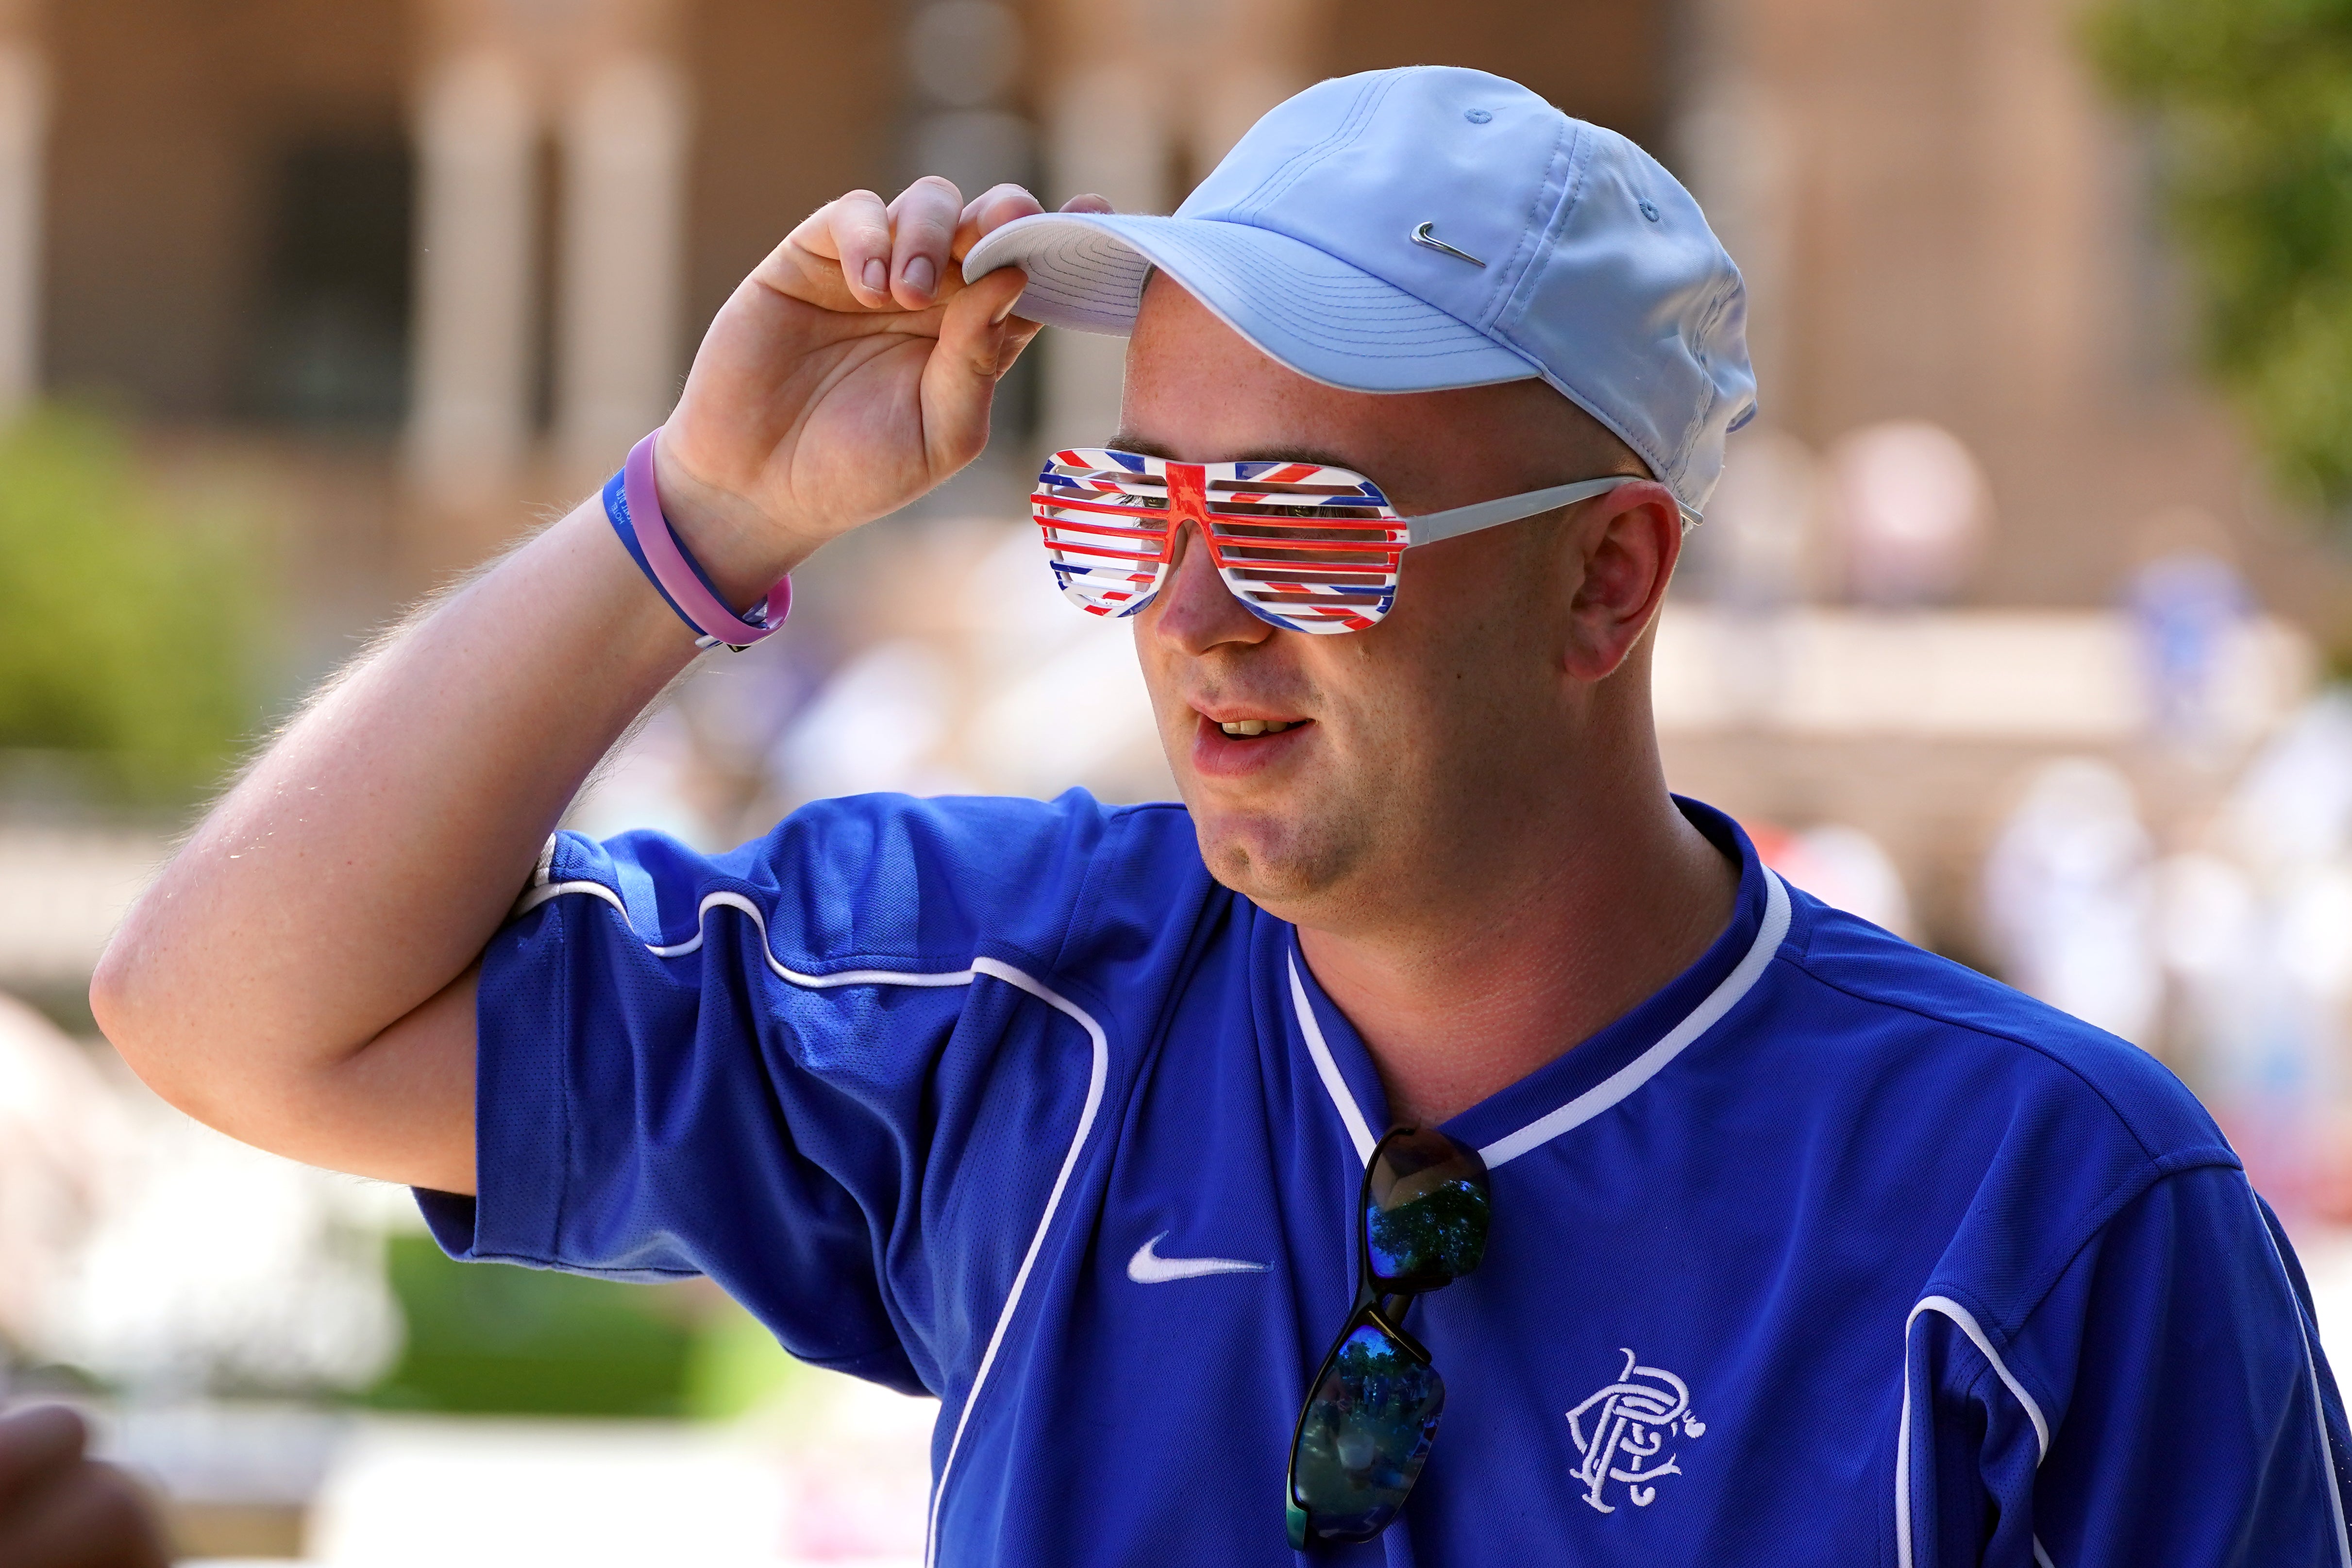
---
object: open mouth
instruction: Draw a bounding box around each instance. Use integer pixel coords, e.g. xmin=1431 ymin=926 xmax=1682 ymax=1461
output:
xmin=1215 ymin=718 xmax=1304 ymax=738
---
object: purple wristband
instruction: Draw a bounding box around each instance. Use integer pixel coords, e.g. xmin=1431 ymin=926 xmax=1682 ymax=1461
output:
xmin=620 ymin=430 xmax=791 ymax=648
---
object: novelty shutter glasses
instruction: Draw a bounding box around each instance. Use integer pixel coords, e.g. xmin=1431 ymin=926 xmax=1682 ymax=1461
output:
xmin=1031 ymin=448 xmax=1643 ymax=635
xmin=1287 ymin=1126 xmax=1493 ymax=1546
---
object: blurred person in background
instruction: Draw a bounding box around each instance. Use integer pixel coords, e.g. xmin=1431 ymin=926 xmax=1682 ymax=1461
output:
xmin=92 ymin=66 xmax=2350 ymax=1566
xmin=0 ymin=1406 xmax=169 ymax=1568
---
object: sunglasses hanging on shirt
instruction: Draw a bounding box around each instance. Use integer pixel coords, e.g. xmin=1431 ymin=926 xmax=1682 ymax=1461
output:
xmin=1287 ymin=1125 xmax=1494 ymax=1546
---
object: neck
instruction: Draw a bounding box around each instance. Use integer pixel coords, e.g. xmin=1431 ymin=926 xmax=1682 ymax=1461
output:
xmin=1294 ymin=728 xmax=1738 ymax=1131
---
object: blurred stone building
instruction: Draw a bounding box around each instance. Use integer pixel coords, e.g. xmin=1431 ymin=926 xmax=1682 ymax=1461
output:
xmin=0 ymin=0 xmax=2340 ymax=968
xmin=0 ymin=0 xmax=1665 ymax=585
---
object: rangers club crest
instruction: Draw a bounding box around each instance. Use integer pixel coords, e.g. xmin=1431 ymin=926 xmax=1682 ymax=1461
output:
xmin=1567 ymin=1349 xmax=1706 ymax=1513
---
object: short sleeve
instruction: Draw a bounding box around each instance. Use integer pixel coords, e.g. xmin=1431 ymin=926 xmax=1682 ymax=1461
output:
xmin=414 ymin=789 xmax=1188 ymax=1397
xmin=1906 ymin=1163 xmax=2352 ymax=1566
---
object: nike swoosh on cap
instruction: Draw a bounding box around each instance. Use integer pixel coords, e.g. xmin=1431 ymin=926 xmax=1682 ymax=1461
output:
xmin=1126 ymin=1231 xmax=1269 ymax=1284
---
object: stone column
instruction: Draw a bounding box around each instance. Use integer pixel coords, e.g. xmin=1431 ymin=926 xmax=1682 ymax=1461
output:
xmin=554 ymin=49 xmax=691 ymax=473
xmin=1033 ymin=0 xmax=1328 ymax=450
xmin=405 ymin=46 xmax=538 ymax=495
xmin=0 ymin=5 xmax=46 ymax=421
xmin=1185 ymin=0 xmax=1331 ymax=170
xmin=1674 ymin=0 xmax=1797 ymax=400
xmin=1037 ymin=45 xmax=1168 ymax=452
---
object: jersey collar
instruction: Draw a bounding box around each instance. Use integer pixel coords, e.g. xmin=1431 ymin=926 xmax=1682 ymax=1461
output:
xmin=1282 ymin=799 xmax=1792 ymax=1170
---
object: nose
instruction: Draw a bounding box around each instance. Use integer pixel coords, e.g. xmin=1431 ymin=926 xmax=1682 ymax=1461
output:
xmin=1147 ymin=521 xmax=1274 ymax=656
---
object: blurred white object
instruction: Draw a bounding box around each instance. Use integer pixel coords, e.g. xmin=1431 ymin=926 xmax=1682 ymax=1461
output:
xmin=37 ymin=1099 xmax=402 ymax=1396
xmin=310 ymin=1392 xmax=933 ymax=1568
xmin=2157 ymin=850 xmax=2259 ymax=990
xmin=1765 ymin=824 xmax=1914 ymax=938
xmin=102 ymin=1400 xmax=349 ymax=1516
xmin=2295 ymin=1231 xmax=2352 ymax=1367
xmin=766 ymin=1375 xmax=937 ymax=1564
xmin=1827 ymin=420 xmax=1988 ymax=607
xmin=2158 ymin=698 xmax=2352 ymax=1213
xmin=0 ymin=993 xmax=399 ymax=1393
xmin=1982 ymin=759 xmax=2160 ymax=1043
xmin=311 ymin=1419 xmax=793 ymax=1568
xmin=2224 ymin=693 xmax=2352 ymax=876
xmin=0 ymin=992 xmax=135 ymax=1356
xmin=2158 ymin=851 xmax=2292 ymax=1096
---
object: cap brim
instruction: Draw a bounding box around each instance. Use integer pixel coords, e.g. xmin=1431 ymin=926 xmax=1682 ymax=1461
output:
xmin=962 ymin=212 xmax=1539 ymax=396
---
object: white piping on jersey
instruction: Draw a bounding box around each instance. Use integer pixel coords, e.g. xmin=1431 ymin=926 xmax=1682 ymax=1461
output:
xmin=1896 ymin=1295 xmax=2054 ymax=1568
xmin=516 ymin=878 xmax=1109 ymax=1568
xmin=2245 ymin=1172 xmax=2352 ymax=1567
xmin=1896 ymin=1183 xmax=2352 ymax=1568
xmin=1288 ymin=955 xmax=1378 ymax=1163
xmin=517 ymin=882 xmax=980 ymax=983
xmin=924 ymin=960 xmax=1109 ymax=1568
xmin=1285 ymin=869 xmax=1791 ymax=1170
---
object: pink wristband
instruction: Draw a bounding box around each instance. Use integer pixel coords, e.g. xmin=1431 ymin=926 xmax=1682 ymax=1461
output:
xmin=621 ymin=430 xmax=791 ymax=649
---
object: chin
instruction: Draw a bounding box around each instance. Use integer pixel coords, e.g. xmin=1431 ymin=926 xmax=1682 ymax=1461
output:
xmin=1187 ymin=804 xmax=1354 ymax=913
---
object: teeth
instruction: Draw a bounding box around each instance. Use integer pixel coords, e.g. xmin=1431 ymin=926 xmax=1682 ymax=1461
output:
xmin=1219 ymin=719 xmax=1293 ymax=736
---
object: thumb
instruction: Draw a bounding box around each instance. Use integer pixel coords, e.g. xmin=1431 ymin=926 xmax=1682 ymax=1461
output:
xmin=920 ymin=267 xmax=1028 ymax=475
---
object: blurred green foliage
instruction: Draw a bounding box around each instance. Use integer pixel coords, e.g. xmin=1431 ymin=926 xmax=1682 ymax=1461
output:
xmin=2085 ymin=0 xmax=2352 ymax=515
xmin=0 ymin=408 xmax=263 ymax=797
xmin=370 ymin=1234 xmax=699 ymax=1418
xmin=369 ymin=1234 xmax=802 ymax=1420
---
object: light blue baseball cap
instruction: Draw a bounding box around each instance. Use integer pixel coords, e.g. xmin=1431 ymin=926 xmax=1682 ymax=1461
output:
xmin=962 ymin=66 xmax=1757 ymax=516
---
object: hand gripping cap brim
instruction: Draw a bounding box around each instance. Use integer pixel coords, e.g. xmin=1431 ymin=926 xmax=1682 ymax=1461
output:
xmin=962 ymin=211 xmax=1541 ymax=396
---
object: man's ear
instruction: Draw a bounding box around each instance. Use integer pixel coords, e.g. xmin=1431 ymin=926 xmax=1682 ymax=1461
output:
xmin=1562 ymin=480 xmax=1684 ymax=682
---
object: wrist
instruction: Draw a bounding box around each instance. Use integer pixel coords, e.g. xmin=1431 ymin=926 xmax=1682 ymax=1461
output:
xmin=650 ymin=428 xmax=814 ymax=605
xmin=608 ymin=433 xmax=793 ymax=650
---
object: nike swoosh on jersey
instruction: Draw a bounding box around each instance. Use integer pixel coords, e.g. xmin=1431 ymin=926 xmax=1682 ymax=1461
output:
xmin=1126 ymin=1231 xmax=1269 ymax=1284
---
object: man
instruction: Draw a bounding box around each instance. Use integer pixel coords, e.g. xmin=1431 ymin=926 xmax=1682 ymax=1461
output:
xmin=94 ymin=65 xmax=2350 ymax=1566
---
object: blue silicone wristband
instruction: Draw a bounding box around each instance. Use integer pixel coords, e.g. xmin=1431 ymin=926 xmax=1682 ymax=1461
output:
xmin=601 ymin=466 xmax=759 ymax=640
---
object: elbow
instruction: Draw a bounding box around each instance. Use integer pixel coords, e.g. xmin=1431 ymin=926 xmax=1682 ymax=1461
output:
xmin=89 ymin=927 xmax=149 ymax=1068
xmin=89 ymin=918 xmax=188 ymax=1111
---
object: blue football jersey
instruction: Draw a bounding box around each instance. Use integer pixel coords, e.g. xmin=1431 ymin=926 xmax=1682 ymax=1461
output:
xmin=422 ymin=792 xmax=2352 ymax=1567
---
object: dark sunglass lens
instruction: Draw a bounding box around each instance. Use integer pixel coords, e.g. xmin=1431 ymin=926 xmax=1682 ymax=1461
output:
xmin=1287 ymin=1318 xmax=1446 ymax=1545
xmin=1363 ymin=1128 xmax=1492 ymax=1292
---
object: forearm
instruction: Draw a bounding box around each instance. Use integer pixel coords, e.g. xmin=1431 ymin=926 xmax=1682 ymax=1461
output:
xmin=93 ymin=496 xmax=717 ymax=1146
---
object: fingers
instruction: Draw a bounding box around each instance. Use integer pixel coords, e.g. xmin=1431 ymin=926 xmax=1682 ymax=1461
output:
xmin=922 ymin=268 xmax=1030 ymax=474
xmin=0 ymin=1408 xmax=86 ymax=1514
xmin=0 ymin=1457 xmax=170 ymax=1568
xmin=790 ymin=180 xmax=1110 ymax=316
xmin=789 ymin=188 xmax=894 ymax=307
xmin=954 ymin=183 xmax=1046 ymax=258
xmin=886 ymin=175 xmax=964 ymax=309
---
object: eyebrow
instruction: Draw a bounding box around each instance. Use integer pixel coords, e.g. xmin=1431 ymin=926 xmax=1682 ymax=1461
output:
xmin=1105 ymin=434 xmax=1371 ymax=474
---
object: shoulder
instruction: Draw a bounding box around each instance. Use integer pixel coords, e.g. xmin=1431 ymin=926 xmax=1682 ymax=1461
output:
xmin=746 ymin=788 xmax=1196 ymax=891
xmin=538 ymin=790 xmax=1214 ymax=974
xmin=1762 ymin=885 xmax=2242 ymax=1335
xmin=1771 ymin=884 xmax=2225 ymax=1167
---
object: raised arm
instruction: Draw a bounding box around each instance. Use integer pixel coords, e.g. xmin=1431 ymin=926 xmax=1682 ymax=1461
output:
xmin=91 ymin=180 xmax=1099 ymax=1194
